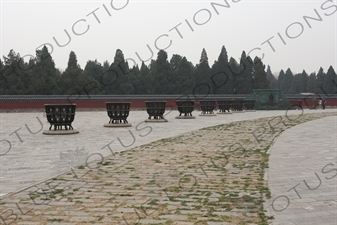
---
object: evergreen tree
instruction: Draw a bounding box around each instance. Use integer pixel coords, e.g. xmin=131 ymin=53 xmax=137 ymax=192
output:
xmin=170 ymin=54 xmax=195 ymax=94
xmin=299 ymin=70 xmax=309 ymax=93
xmin=233 ymin=51 xmax=253 ymax=94
xmin=67 ymin=51 xmax=79 ymax=69
xmin=101 ymin=49 xmax=134 ymax=94
xmin=127 ymin=65 xmax=142 ymax=94
xmin=178 ymin=57 xmax=195 ymax=94
xmin=315 ymin=67 xmax=325 ymax=94
xmin=58 ymin=51 xmax=94 ymax=95
xmin=288 ymin=70 xmax=308 ymax=94
xmin=115 ymin=49 xmax=132 ymax=93
xmin=83 ymin=59 xmax=104 ymax=94
xmin=194 ymin=48 xmax=211 ymax=95
xmin=3 ymin=46 xmax=334 ymax=97
xmin=112 ymin=49 xmax=133 ymax=94
xmin=210 ymin=46 xmax=233 ymax=94
xmin=138 ymin=62 xmax=150 ymax=94
xmin=280 ymin=68 xmax=293 ymax=94
xmin=103 ymin=60 xmax=110 ymax=72
xmin=84 ymin=60 xmax=103 ymax=83
xmin=322 ymin=66 xmax=337 ymax=95
xmin=0 ymin=50 xmax=27 ymax=94
xmin=148 ymin=50 xmax=172 ymax=94
xmin=31 ymin=46 xmax=60 ymax=94
xmin=0 ymin=59 xmax=4 ymax=94
xmin=277 ymin=70 xmax=285 ymax=94
xmin=266 ymin=65 xmax=278 ymax=89
xmin=227 ymin=57 xmax=239 ymax=94
xmin=306 ymin=72 xmax=316 ymax=93
xmin=169 ymin=54 xmax=183 ymax=93
xmin=252 ymin=56 xmax=270 ymax=90
xmin=21 ymin=58 xmax=37 ymax=94
xmin=288 ymin=73 xmax=301 ymax=94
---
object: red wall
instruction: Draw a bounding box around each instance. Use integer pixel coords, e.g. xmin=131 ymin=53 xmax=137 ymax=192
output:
xmin=0 ymin=100 xmax=180 ymax=110
xmin=0 ymin=99 xmax=336 ymax=110
xmin=288 ymin=99 xmax=337 ymax=108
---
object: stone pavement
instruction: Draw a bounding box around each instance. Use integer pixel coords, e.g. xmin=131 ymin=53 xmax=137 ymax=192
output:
xmin=265 ymin=115 xmax=337 ymax=225
xmin=0 ymin=108 xmax=336 ymax=224
xmin=0 ymin=108 xmax=325 ymax=197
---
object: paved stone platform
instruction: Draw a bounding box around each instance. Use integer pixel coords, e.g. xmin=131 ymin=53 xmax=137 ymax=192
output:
xmin=0 ymin=109 xmax=334 ymax=196
xmin=0 ymin=109 xmax=336 ymax=224
xmin=266 ymin=116 xmax=337 ymax=225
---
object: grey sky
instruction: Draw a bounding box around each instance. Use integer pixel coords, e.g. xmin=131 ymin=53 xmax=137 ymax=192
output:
xmin=1 ymin=0 xmax=336 ymax=76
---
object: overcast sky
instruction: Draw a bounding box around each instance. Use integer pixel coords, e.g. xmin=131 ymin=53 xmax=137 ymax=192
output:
xmin=1 ymin=0 xmax=336 ymax=76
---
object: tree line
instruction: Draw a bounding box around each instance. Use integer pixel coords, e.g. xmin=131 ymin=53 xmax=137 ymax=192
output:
xmin=0 ymin=45 xmax=336 ymax=95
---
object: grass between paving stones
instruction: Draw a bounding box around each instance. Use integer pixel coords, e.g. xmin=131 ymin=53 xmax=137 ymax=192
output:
xmin=0 ymin=112 xmax=336 ymax=225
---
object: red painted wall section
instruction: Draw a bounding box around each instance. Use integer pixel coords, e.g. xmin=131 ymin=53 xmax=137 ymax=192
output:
xmin=0 ymin=99 xmax=336 ymax=110
xmin=0 ymin=100 xmax=179 ymax=110
xmin=288 ymin=99 xmax=337 ymax=109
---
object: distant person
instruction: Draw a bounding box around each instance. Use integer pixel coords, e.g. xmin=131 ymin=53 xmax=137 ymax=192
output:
xmin=322 ymin=98 xmax=326 ymax=110
xmin=318 ymin=98 xmax=322 ymax=109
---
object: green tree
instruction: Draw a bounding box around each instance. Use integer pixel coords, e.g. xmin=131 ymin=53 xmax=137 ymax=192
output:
xmin=288 ymin=73 xmax=301 ymax=94
xmin=193 ymin=48 xmax=211 ymax=95
xmin=0 ymin=50 xmax=28 ymax=94
xmin=170 ymin=54 xmax=195 ymax=94
xmin=322 ymin=66 xmax=337 ymax=95
xmin=84 ymin=59 xmax=103 ymax=83
xmin=210 ymin=46 xmax=233 ymax=94
xmin=101 ymin=49 xmax=134 ymax=94
xmin=252 ymin=56 xmax=270 ymax=90
xmin=138 ymin=62 xmax=150 ymax=94
xmin=30 ymin=46 xmax=60 ymax=94
xmin=169 ymin=54 xmax=183 ymax=93
xmin=83 ymin=59 xmax=104 ymax=94
xmin=226 ymin=57 xmax=239 ymax=94
xmin=114 ymin=49 xmax=134 ymax=94
xmin=280 ymin=68 xmax=293 ymax=94
xmin=233 ymin=51 xmax=253 ymax=94
xmin=20 ymin=58 xmax=37 ymax=94
xmin=127 ymin=64 xmax=143 ymax=94
xmin=299 ymin=70 xmax=309 ymax=93
xmin=67 ymin=51 xmax=79 ymax=69
xmin=58 ymin=51 xmax=94 ymax=95
xmin=0 ymin=59 xmax=4 ymax=94
xmin=103 ymin=60 xmax=110 ymax=73
xmin=277 ymin=70 xmax=285 ymax=94
xmin=148 ymin=50 xmax=173 ymax=94
xmin=315 ymin=67 xmax=325 ymax=94
xmin=266 ymin=65 xmax=278 ymax=89
xmin=306 ymin=72 xmax=316 ymax=93
xmin=288 ymin=70 xmax=308 ymax=94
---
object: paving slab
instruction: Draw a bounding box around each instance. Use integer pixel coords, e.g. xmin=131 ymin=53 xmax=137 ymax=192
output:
xmin=266 ymin=115 xmax=337 ymax=225
xmin=0 ymin=108 xmax=336 ymax=224
xmin=0 ymin=109 xmax=315 ymax=196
